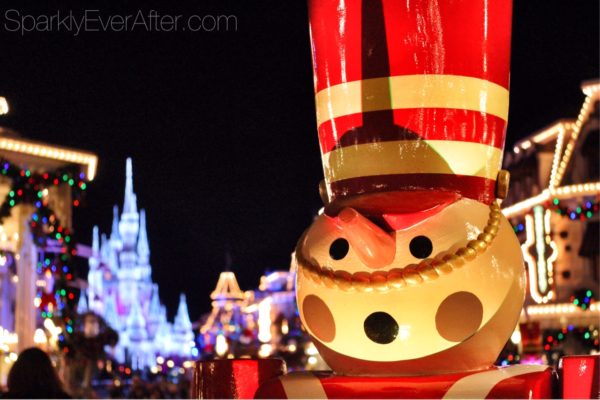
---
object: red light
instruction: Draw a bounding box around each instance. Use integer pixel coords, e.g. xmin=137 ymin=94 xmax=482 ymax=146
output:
xmin=68 ymin=292 xmax=74 ymax=300
xmin=73 ymin=200 xmax=80 ymax=207
xmin=53 ymin=179 xmax=59 ymax=185
xmin=43 ymin=173 xmax=49 ymax=179
xmin=66 ymin=273 xmax=73 ymax=280
xmin=17 ymin=189 xmax=23 ymax=196
xmin=547 ymin=336 xmax=553 ymax=343
xmin=544 ymin=344 xmax=550 ymax=351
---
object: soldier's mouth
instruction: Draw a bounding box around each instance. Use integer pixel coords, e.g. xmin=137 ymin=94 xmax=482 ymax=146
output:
xmin=296 ymin=202 xmax=503 ymax=293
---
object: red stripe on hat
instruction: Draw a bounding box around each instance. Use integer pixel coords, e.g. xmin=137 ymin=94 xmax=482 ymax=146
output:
xmin=383 ymin=0 xmax=512 ymax=89
xmin=329 ymin=174 xmax=496 ymax=206
xmin=309 ymin=0 xmax=362 ymax=93
xmin=310 ymin=0 xmax=512 ymax=92
xmin=318 ymin=108 xmax=507 ymax=154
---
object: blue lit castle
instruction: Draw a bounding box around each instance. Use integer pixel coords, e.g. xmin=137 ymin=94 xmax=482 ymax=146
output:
xmin=82 ymin=158 xmax=194 ymax=369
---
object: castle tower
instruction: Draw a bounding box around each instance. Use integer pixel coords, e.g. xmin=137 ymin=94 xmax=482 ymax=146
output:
xmin=117 ymin=158 xmax=140 ymax=314
xmin=89 ymin=226 xmax=100 ymax=270
xmin=173 ymin=294 xmax=194 ymax=357
xmin=147 ymin=284 xmax=162 ymax=339
xmin=119 ymin=158 xmax=139 ymax=264
xmin=154 ymin=305 xmax=173 ymax=355
xmin=126 ymin=291 xmax=147 ymax=342
xmin=110 ymin=205 xmax=123 ymax=252
xmin=126 ymin=291 xmax=149 ymax=370
xmin=137 ymin=209 xmax=150 ymax=264
xmin=136 ymin=209 xmax=151 ymax=282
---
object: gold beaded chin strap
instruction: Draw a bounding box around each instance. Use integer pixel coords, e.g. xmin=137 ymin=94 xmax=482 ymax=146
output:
xmin=297 ymin=201 xmax=504 ymax=294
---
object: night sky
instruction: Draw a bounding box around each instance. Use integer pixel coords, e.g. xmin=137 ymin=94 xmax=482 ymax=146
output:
xmin=0 ymin=1 xmax=598 ymax=321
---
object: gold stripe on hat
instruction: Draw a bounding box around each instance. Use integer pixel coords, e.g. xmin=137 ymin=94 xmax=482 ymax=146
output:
xmin=315 ymin=74 xmax=510 ymax=127
xmin=322 ymin=140 xmax=502 ymax=183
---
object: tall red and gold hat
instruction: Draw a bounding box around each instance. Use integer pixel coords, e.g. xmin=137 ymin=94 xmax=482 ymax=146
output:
xmin=309 ymin=0 xmax=512 ymax=214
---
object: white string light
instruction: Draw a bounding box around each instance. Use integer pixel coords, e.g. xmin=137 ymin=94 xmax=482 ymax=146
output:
xmin=0 ymin=137 xmax=98 ymax=180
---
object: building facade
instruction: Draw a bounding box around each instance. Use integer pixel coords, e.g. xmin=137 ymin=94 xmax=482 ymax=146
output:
xmin=0 ymin=124 xmax=98 ymax=385
xmin=501 ymin=80 xmax=599 ymax=359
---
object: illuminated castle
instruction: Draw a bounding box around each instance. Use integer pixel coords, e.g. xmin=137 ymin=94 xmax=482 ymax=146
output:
xmin=84 ymin=158 xmax=194 ymax=369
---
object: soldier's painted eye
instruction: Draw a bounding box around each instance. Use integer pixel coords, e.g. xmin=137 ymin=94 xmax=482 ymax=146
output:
xmin=409 ymin=235 xmax=433 ymax=259
xmin=329 ymin=238 xmax=349 ymax=260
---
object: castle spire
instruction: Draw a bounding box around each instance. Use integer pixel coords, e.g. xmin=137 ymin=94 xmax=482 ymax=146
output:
xmin=110 ymin=205 xmax=121 ymax=244
xmin=123 ymin=158 xmax=138 ymax=215
xmin=126 ymin=288 xmax=147 ymax=342
xmin=92 ymin=226 xmax=100 ymax=256
xmin=149 ymin=284 xmax=161 ymax=317
xmin=119 ymin=158 xmax=140 ymax=254
xmin=137 ymin=209 xmax=150 ymax=265
xmin=174 ymin=293 xmax=193 ymax=333
xmin=89 ymin=226 xmax=100 ymax=270
xmin=100 ymin=233 xmax=110 ymax=264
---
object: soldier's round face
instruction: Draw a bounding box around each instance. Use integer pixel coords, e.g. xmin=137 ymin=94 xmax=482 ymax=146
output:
xmin=296 ymin=199 xmax=525 ymax=372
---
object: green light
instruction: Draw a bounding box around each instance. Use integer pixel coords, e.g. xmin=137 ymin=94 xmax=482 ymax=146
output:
xmin=584 ymin=332 xmax=590 ymax=339
xmin=574 ymin=299 xmax=579 ymax=305
xmin=62 ymin=174 xmax=68 ymax=182
xmin=587 ymin=211 xmax=593 ymax=218
xmin=553 ymin=198 xmax=559 ymax=205
xmin=68 ymin=179 xmax=74 ymax=186
xmin=8 ymin=191 xmax=14 ymax=197
xmin=586 ymin=290 xmax=593 ymax=297
xmin=81 ymin=183 xmax=87 ymax=190
xmin=56 ymin=233 xmax=62 ymax=239
xmin=576 ymin=207 xmax=582 ymax=213
xmin=9 ymin=200 xmax=15 ymax=207
xmin=25 ymin=170 xmax=31 ymax=177
xmin=558 ymin=333 xmax=564 ymax=340
xmin=65 ymin=236 xmax=71 ymax=243
xmin=60 ymin=289 xmax=66 ymax=296
xmin=582 ymin=304 xmax=587 ymax=310
xmin=37 ymin=191 xmax=43 ymax=198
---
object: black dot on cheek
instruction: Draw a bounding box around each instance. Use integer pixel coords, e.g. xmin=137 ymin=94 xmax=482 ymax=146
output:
xmin=409 ymin=235 xmax=433 ymax=259
xmin=329 ymin=238 xmax=349 ymax=260
xmin=364 ymin=312 xmax=399 ymax=344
